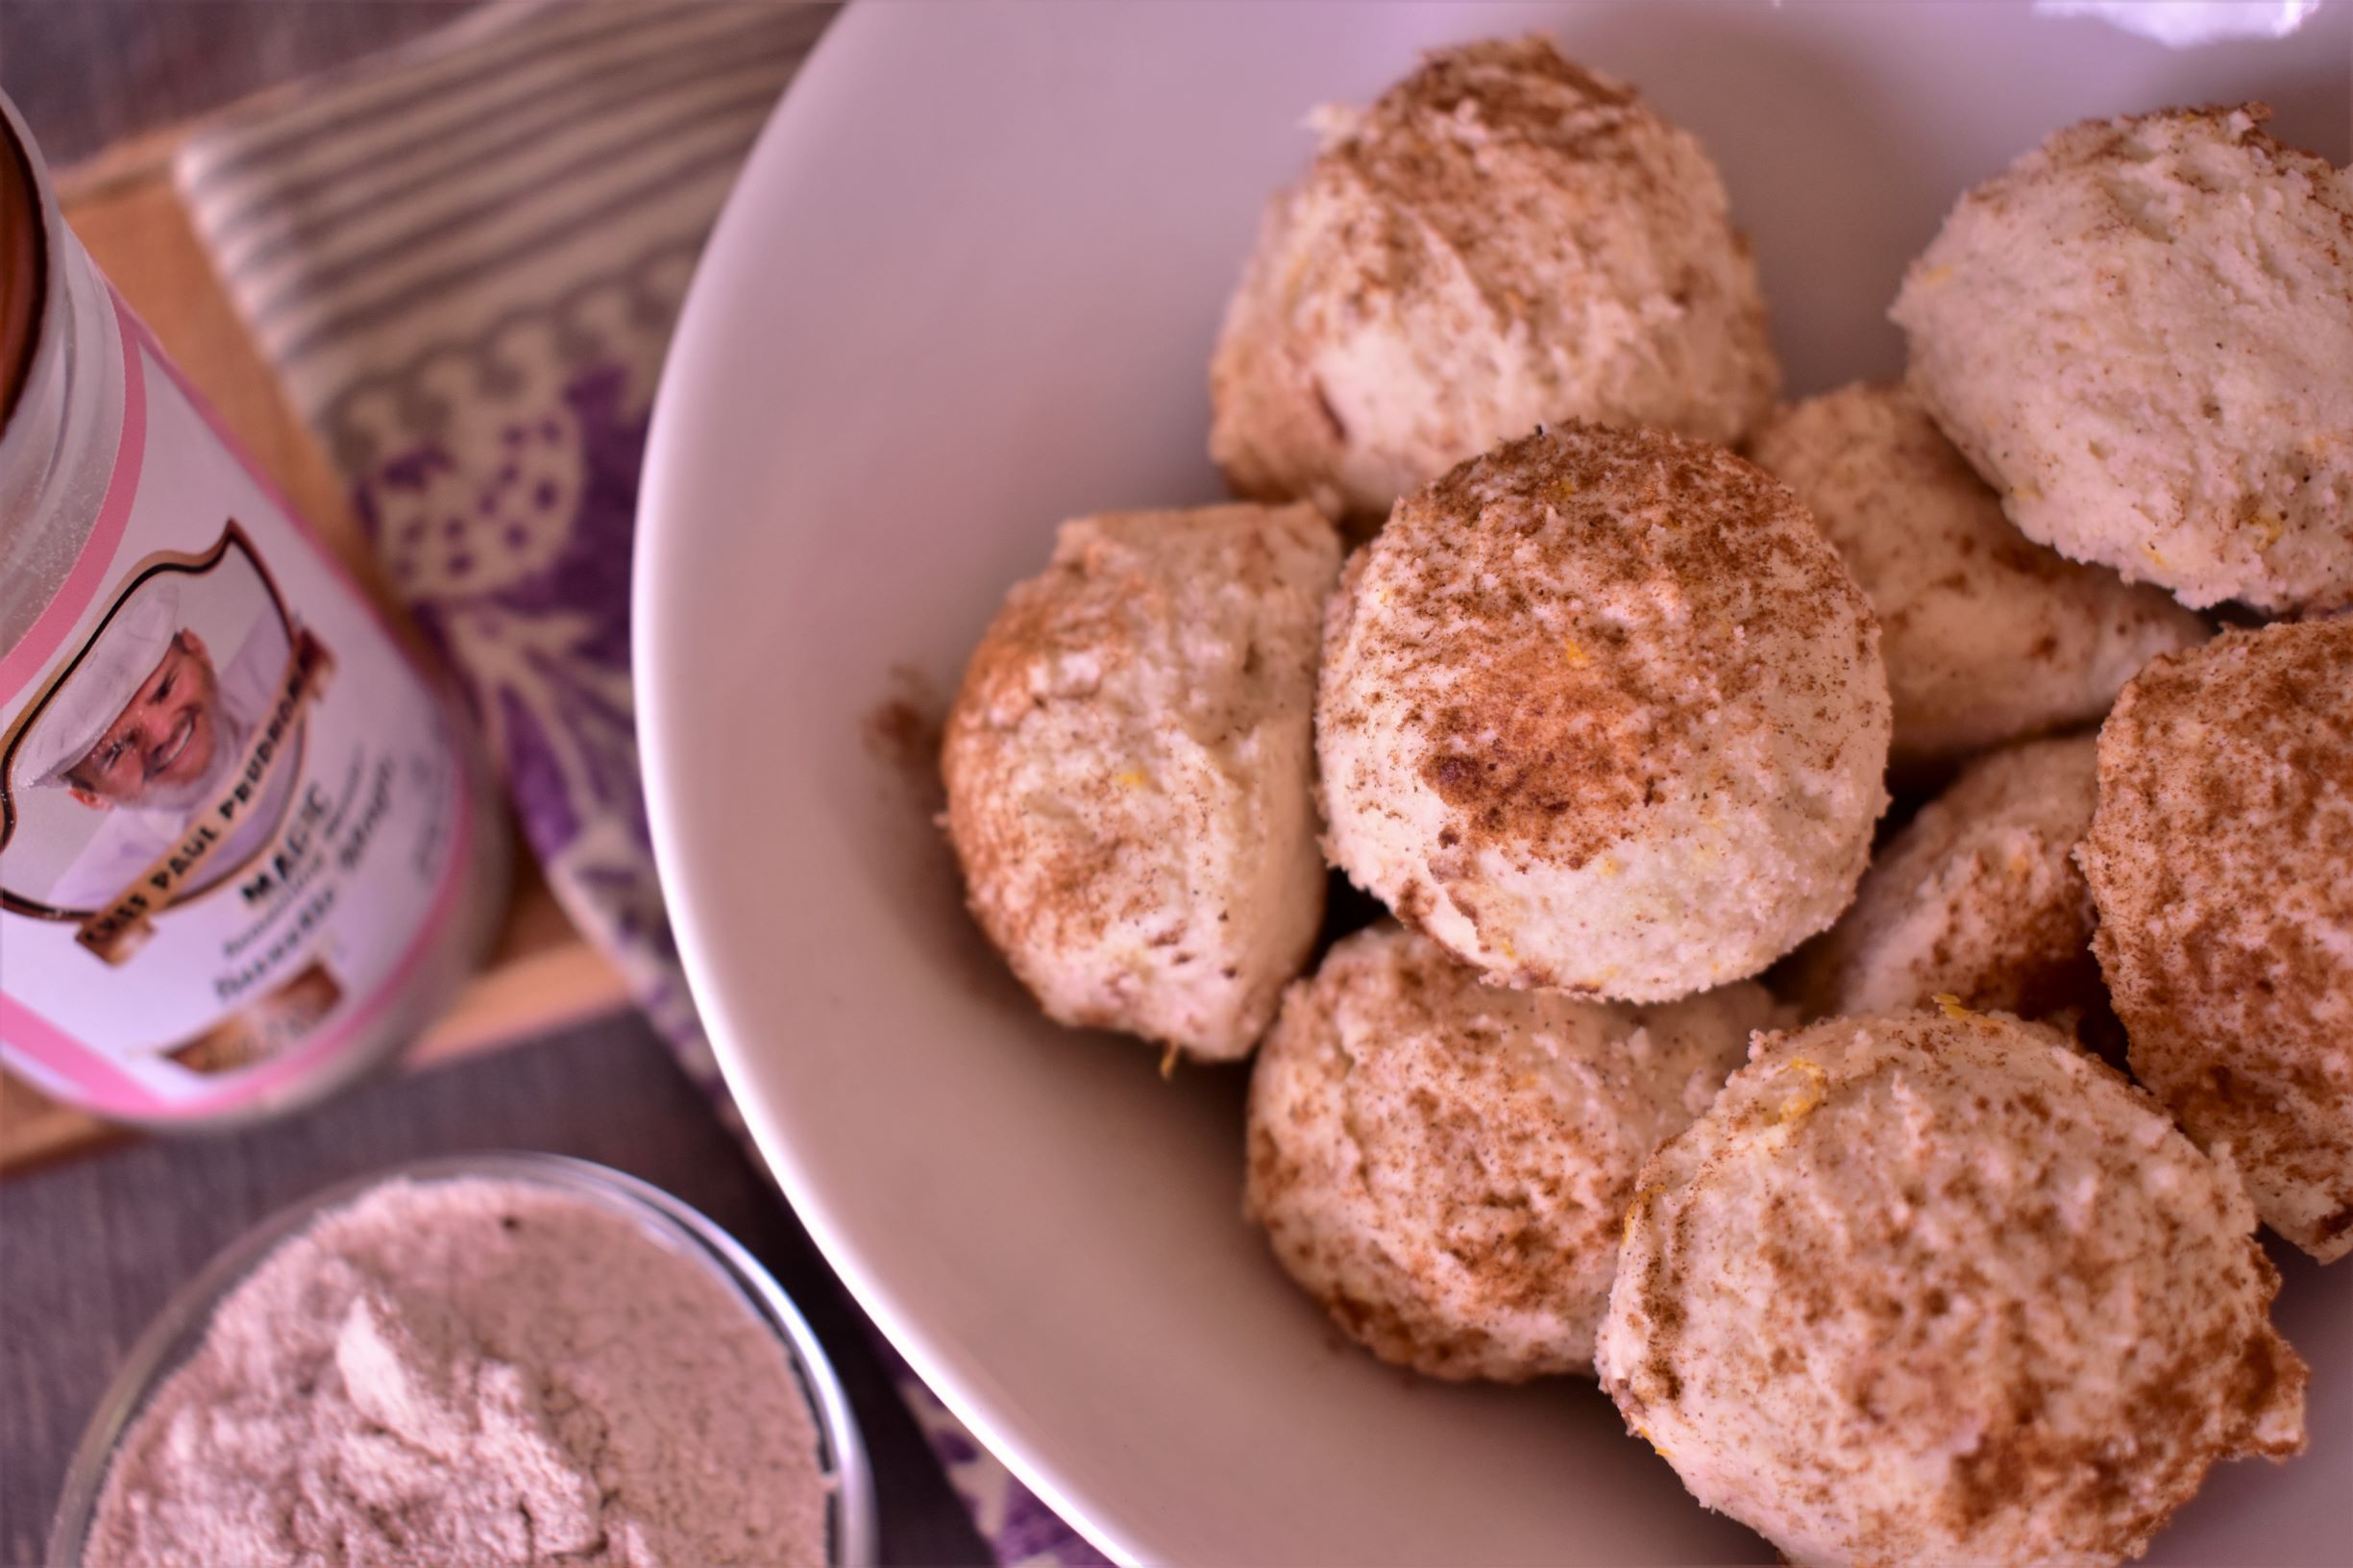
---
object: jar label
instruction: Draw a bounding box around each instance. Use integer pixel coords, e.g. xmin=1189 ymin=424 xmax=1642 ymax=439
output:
xmin=0 ymin=298 xmax=476 ymax=1119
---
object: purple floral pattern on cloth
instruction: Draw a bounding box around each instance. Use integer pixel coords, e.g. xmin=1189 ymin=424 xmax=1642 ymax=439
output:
xmin=352 ymin=353 xmax=708 ymax=1058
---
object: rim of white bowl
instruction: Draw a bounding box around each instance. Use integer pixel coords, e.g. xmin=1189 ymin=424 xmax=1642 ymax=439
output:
xmin=632 ymin=8 xmax=1137 ymax=1558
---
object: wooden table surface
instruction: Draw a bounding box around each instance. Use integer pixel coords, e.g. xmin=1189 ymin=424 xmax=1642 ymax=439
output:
xmin=1 ymin=9 xmax=988 ymax=1563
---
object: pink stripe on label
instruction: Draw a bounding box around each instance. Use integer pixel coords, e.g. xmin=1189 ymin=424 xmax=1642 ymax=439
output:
xmin=0 ymin=991 xmax=166 ymax=1115
xmin=0 ymin=311 xmax=148 ymax=705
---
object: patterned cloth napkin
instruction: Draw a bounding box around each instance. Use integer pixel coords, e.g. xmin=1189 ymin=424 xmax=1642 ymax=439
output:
xmin=173 ymin=4 xmax=1099 ymax=1562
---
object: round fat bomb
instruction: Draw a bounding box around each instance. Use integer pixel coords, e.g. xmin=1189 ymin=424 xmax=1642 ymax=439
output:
xmin=943 ymin=502 xmax=1342 ymax=1060
xmin=1892 ymin=105 xmax=2353 ymax=614
xmin=1597 ymin=1012 xmax=2309 ymax=1568
xmin=1750 ymin=384 xmax=2207 ymax=765
xmin=2079 ymin=617 xmax=2353 ymax=1262
xmin=1790 ymin=734 xmax=2107 ymax=1027
xmin=1209 ymin=36 xmax=1777 ymax=531
xmin=1244 ymin=923 xmax=1777 ymax=1381
xmin=1317 ymin=424 xmax=1891 ymax=1001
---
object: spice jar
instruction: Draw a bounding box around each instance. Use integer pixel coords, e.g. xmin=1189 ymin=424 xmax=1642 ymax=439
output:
xmin=0 ymin=90 xmax=507 ymax=1127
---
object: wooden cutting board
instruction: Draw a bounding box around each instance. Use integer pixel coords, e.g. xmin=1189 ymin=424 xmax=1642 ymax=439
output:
xmin=0 ymin=129 xmax=633 ymax=1171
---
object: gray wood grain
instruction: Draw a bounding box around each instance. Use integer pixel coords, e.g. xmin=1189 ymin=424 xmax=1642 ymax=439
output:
xmin=0 ymin=1013 xmax=993 ymax=1566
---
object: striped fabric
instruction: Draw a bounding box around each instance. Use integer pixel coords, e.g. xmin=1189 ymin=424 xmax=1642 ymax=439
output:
xmin=181 ymin=1 xmax=816 ymax=417
xmin=171 ymin=6 xmax=1104 ymax=1564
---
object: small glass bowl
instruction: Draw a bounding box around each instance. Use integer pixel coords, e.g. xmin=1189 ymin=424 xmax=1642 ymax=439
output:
xmin=47 ymin=1152 xmax=876 ymax=1567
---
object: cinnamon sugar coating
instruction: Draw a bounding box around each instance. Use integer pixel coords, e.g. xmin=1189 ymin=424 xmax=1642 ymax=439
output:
xmin=1789 ymin=733 xmax=2108 ymax=1028
xmin=943 ymin=502 xmax=1342 ymax=1059
xmin=1210 ymin=36 xmax=1777 ymax=531
xmin=1244 ymin=923 xmax=1776 ymax=1380
xmin=2079 ymin=617 xmax=2353 ymax=1261
xmin=1598 ymin=1012 xmax=2308 ymax=1568
xmin=1317 ymin=424 xmax=1889 ymax=1001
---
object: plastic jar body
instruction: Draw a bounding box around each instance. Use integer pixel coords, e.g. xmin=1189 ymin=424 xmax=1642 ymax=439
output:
xmin=0 ymin=90 xmax=508 ymax=1130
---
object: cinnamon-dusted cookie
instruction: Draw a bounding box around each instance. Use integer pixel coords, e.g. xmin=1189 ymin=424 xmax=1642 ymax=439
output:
xmin=1598 ymin=1011 xmax=2308 ymax=1568
xmin=1893 ymin=106 xmax=2353 ymax=614
xmin=2079 ymin=617 xmax=2353 ymax=1261
xmin=943 ymin=502 xmax=1341 ymax=1059
xmin=1245 ymin=923 xmax=1776 ymax=1381
xmin=1789 ymin=733 xmax=2107 ymax=1030
xmin=1317 ymin=424 xmax=1889 ymax=1001
xmin=1751 ymin=384 xmax=2205 ymax=766
xmin=1210 ymin=36 xmax=1777 ymax=532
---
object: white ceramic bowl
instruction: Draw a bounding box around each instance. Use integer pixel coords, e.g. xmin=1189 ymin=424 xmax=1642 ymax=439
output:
xmin=637 ymin=4 xmax=2352 ymax=1561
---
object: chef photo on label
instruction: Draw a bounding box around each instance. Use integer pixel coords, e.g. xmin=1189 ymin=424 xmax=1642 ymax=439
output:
xmin=3 ymin=541 xmax=306 ymax=916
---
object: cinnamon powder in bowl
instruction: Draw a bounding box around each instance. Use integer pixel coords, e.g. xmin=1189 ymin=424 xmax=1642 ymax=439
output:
xmin=48 ymin=1155 xmax=872 ymax=1568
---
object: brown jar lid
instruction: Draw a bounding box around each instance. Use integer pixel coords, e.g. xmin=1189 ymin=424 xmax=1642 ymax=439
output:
xmin=0 ymin=110 xmax=42 ymax=435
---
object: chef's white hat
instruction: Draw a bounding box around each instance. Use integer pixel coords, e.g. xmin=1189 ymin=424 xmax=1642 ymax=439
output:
xmin=15 ymin=578 xmax=185 ymax=790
